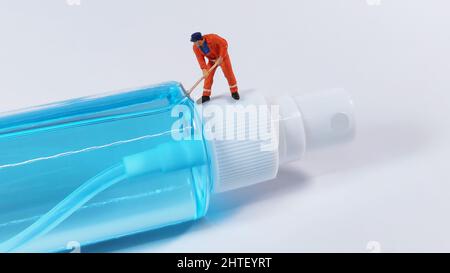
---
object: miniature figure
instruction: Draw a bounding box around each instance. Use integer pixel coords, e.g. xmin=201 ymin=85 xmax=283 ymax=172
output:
xmin=190 ymin=32 xmax=240 ymax=103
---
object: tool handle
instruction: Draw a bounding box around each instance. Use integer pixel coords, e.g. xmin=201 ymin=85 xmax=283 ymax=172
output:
xmin=187 ymin=61 xmax=221 ymax=95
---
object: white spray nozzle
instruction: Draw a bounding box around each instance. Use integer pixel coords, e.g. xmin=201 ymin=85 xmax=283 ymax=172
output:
xmin=276 ymin=88 xmax=355 ymax=164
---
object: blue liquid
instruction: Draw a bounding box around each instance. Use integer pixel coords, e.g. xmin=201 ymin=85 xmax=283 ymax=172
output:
xmin=0 ymin=82 xmax=212 ymax=252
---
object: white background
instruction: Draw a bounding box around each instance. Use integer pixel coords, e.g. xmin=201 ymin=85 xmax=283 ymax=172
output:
xmin=1 ymin=0 xmax=449 ymax=252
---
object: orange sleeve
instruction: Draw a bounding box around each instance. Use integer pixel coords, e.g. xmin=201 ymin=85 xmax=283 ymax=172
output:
xmin=193 ymin=45 xmax=207 ymax=70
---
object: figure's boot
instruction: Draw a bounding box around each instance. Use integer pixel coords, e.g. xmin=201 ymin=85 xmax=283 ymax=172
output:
xmin=201 ymin=95 xmax=211 ymax=103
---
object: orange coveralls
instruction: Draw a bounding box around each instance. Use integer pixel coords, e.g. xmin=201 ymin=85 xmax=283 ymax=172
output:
xmin=193 ymin=34 xmax=238 ymax=96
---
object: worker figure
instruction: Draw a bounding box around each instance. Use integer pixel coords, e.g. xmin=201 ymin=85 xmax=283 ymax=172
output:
xmin=191 ymin=32 xmax=240 ymax=103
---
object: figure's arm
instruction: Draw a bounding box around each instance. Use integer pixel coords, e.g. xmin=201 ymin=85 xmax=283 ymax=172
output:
xmin=193 ymin=46 xmax=207 ymax=70
xmin=218 ymin=39 xmax=228 ymax=59
xmin=213 ymin=34 xmax=229 ymax=64
xmin=214 ymin=35 xmax=228 ymax=60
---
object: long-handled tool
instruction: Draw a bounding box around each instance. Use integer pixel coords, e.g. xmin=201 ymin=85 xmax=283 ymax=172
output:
xmin=185 ymin=60 xmax=221 ymax=98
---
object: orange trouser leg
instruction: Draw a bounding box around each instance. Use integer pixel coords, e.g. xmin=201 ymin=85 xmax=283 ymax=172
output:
xmin=203 ymin=61 xmax=217 ymax=97
xmin=221 ymin=56 xmax=238 ymax=93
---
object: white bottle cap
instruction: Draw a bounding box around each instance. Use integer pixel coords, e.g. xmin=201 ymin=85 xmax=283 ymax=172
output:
xmin=196 ymin=89 xmax=355 ymax=193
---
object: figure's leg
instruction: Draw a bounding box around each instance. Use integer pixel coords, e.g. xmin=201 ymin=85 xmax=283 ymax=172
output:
xmin=220 ymin=56 xmax=238 ymax=94
xmin=203 ymin=61 xmax=218 ymax=97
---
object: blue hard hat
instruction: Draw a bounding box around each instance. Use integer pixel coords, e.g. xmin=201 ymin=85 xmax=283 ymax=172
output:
xmin=190 ymin=32 xmax=203 ymax=42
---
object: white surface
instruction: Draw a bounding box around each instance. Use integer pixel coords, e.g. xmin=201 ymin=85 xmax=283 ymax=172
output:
xmin=1 ymin=0 xmax=449 ymax=252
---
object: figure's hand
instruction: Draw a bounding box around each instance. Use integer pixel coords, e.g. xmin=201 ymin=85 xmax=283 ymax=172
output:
xmin=216 ymin=56 xmax=223 ymax=65
xmin=202 ymin=69 xmax=209 ymax=78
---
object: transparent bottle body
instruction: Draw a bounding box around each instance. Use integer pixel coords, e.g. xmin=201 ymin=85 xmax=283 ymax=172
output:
xmin=0 ymin=82 xmax=212 ymax=252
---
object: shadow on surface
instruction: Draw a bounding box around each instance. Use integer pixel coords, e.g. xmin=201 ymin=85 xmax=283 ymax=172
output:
xmin=301 ymin=119 xmax=430 ymax=176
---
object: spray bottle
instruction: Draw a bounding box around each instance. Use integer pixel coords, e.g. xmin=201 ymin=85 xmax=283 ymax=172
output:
xmin=0 ymin=82 xmax=354 ymax=252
